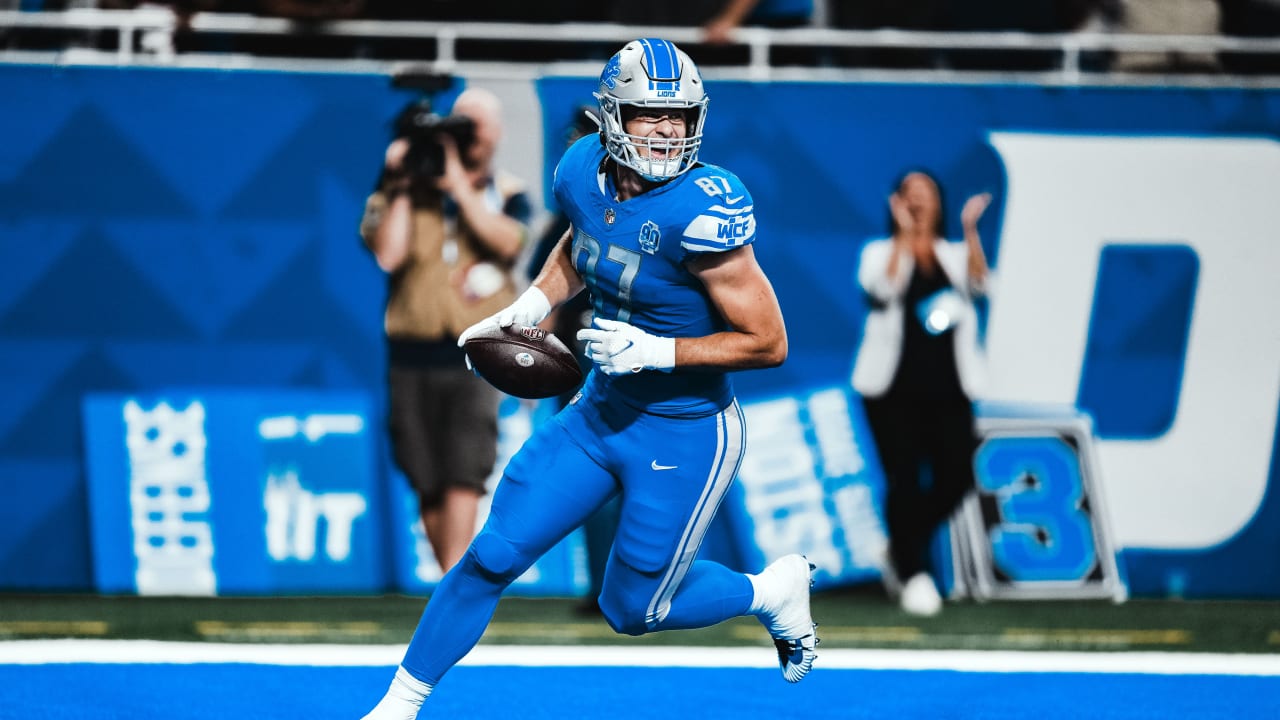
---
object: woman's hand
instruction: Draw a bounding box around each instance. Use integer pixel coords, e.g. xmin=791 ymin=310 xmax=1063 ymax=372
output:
xmin=961 ymin=193 xmax=993 ymax=286
xmin=961 ymin=192 xmax=992 ymax=235
xmin=889 ymin=191 xmax=916 ymax=238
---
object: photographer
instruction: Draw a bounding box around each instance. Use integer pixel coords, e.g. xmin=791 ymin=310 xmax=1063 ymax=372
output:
xmin=360 ymin=87 xmax=531 ymax=574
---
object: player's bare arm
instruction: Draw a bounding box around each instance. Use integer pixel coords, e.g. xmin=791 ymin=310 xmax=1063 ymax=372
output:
xmin=684 ymin=244 xmax=787 ymax=370
xmin=529 ymin=225 xmax=586 ymax=309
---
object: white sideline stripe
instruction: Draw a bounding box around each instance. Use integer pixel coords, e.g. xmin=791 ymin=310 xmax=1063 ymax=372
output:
xmin=1 ymin=640 xmax=1279 ymax=676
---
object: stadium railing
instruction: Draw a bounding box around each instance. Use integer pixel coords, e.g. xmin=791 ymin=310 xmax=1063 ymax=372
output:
xmin=2 ymin=8 xmax=1280 ymax=84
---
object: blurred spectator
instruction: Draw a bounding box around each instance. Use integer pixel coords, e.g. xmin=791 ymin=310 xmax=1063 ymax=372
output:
xmin=135 ymin=0 xmax=372 ymax=57
xmin=1218 ymin=0 xmax=1280 ymax=74
xmin=828 ymin=0 xmax=950 ymax=69
xmin=361 ymin=0 xmax=611 ymax=62
xmin=365 ymin=0 xmax=604 ymax=22
xmin=29 ymin=0 xmax=106 ymax=7
xmin=1109 ymin=0 xmax=1220 ymax=73
xmin=359 ymin=87 xmax=531 ymax=574
xmin=612 ymin=0 xmax=812 ymax=64
xmin=827 ymin=0 xmax=1123 ymax=72
xmin=945 ymin=0 xmax=1122 ymax=71
xmin=361 ymin=0 xmax=454 ymax=20
xmin=96 ymin=0 xmax=225 ymax=15
xmin=611 ymin=0 xmax=722 ymax=26
xmin=700 ymin=0 xmax=814 ymax=64
xmin=94 ymin=0 xmax=370 ymax=57
xmin=702 ymin=0 xmax=814 ymax=44
xmin=67 ymin=1 xmax=226 ymax=56
xmin=1063 ymin=0 xmax=1126 ymax=72
xmin=245 ymin=0 xmax=369 ymax=56
xmin=851 ymin=170 xmax=992 ymax=617
xmin=256 ymin=0 xmax=364 ymax=19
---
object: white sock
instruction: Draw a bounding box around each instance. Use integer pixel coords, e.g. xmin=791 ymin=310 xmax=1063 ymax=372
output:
xmin=360 ymin=666 xmax=433 ymax=720
xmin=747 ymin=571 xmax=771 ymax=616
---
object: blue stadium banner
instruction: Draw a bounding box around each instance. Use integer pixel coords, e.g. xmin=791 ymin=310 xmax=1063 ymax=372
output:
xmin=82 ymin=389 xmax=386 ymax=595
xmin=723 ymin=385 xmax=889 ymax=590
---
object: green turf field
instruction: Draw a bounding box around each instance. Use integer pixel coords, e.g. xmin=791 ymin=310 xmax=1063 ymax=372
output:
xmin=3 ymin=585 xmax=1278 ymax=654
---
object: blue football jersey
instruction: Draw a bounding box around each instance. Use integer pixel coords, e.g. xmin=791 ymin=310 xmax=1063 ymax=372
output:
xmin=552 ymin=136 xmax=758 ymax=417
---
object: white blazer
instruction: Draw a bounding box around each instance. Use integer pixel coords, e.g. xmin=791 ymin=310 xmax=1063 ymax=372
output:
xmin=850 ymin=237 xmax=991 ymax=400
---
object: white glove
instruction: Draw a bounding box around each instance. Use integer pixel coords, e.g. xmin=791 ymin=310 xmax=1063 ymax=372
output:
xmin=576 ymin=317 xmax=675 ymax=376
xmin=457 ymin=286 xmax=552 ymax=347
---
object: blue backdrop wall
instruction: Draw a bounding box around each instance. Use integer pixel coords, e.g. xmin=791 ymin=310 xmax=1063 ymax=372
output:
xmin=3 ymin=64 xmax=1279 ymax=597
xmin=0 ymin=65 xmax=403 ymax=589
xmin=537 ymin=76 xmax=1280 ymax=599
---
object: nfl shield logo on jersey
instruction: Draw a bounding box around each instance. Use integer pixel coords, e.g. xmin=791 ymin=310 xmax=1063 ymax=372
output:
xmin=639 ymin=220 xmax=660 ymax=254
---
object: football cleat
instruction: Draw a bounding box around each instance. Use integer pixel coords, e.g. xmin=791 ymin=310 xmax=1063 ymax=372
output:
xmin=774 ymin=632 xmax=818 ymax=684
xmin=755 ymin=554 xmax=818 ymax=683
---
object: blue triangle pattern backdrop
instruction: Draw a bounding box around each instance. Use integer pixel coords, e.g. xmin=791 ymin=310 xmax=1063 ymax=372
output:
xmin=0 ymin=65 xmax=404 ymax=589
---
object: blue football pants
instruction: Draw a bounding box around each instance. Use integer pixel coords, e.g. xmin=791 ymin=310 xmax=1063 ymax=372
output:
xmin=401 ymin=395 xmax=756 ymax=685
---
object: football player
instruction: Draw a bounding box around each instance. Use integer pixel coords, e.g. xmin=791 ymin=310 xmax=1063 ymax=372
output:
xmin=361 ymin=38 xmax=814 ymax=719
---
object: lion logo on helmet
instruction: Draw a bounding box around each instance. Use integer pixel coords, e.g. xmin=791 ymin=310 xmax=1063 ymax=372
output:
xmin=600 ymin=55 xmax=622 ymax=90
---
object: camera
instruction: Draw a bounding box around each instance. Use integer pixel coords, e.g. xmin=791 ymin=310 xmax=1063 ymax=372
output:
xmin=394 ymin=99 xmax=477 ymax=179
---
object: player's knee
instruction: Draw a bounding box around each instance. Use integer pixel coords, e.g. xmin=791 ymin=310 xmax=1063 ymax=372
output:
xmin=597 ymin=590 xmax=654 ymax=637
xmin=466 ymin=530 xmax=521 ymax=583
xmin=598 ymin=600 xmax=648 ymax=636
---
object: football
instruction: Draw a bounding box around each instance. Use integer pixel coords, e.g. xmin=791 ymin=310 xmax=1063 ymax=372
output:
xmin=462 ymin=323 xmax=584 ymax=400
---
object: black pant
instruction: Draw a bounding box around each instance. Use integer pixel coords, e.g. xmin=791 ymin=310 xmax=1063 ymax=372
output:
xmin=863 ymin=391 xmax=978 ymax=580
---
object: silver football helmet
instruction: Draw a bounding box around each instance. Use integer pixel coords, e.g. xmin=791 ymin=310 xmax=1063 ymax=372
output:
xmin=595 ymin=38 xmax=709 ymax=181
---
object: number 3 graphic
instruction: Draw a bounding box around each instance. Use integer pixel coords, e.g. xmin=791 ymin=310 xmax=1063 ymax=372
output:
xmin=972 ymin=434 xmax=1098 ymax=583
